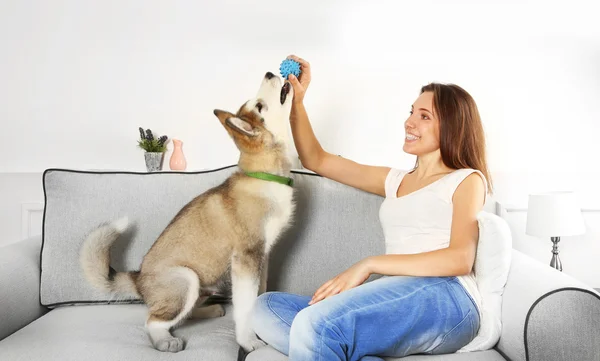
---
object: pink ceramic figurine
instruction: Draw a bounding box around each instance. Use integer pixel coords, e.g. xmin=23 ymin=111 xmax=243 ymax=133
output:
xmin=169 ymin=139 xmax=187 ymax=171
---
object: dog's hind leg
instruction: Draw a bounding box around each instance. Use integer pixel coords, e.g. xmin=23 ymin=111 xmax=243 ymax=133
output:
xmin=231 ymin=247 xmax=266 ymax=352
xmin=189 ymin=295 xmax=225 ymax=319
xmin=191 ymin=304 xmax=226 ymax=319
xmin=143 ymin=267 xmax=199 ymax=353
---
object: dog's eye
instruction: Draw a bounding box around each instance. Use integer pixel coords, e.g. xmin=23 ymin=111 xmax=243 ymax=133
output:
xmin=256 ymin=103 xmax=263 ymax=113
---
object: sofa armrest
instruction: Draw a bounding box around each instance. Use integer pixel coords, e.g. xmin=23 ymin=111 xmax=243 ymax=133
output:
xmin=496 ymin=250 xmax=600 ymax=361
xmin=0 ymin=236 xmax=48 ymax=341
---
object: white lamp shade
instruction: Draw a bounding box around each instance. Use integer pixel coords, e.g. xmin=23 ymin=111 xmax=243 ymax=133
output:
xmin=526 ymin=192 xmax=585 ymax=237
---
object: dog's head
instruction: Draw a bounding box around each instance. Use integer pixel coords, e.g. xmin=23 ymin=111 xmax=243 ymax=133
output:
xmin=214 ymin=72 xmax=293 ymax=153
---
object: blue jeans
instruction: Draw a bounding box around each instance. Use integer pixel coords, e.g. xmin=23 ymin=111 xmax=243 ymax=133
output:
xmin=251 ymin=276 xmax=479 ymax=361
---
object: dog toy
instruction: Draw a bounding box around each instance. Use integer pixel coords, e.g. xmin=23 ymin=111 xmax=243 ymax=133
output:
xmin=279 ymin=59 xmax=301 ymax=80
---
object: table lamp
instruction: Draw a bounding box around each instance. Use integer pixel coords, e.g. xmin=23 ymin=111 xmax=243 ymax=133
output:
xmin=526 ymin=191 xmax=585 ymax=271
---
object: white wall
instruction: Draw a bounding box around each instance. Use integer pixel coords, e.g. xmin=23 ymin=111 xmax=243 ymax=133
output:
xmin=2 ymin=0 xmax=599 ymax=173
xmin=1 ymin=1 xmax=599 ymax=285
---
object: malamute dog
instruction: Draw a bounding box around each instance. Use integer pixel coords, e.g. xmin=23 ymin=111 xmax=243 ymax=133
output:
xmin=80 ymin=71 xmax=295 ymax=353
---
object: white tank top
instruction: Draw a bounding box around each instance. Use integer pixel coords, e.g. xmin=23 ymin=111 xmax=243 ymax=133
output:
xmin=379 ymin=167 xmax=487 ymax=313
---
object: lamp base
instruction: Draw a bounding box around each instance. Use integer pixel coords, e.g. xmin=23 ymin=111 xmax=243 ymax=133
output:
xmin=550 ymin=236 xmax=563 ymax=272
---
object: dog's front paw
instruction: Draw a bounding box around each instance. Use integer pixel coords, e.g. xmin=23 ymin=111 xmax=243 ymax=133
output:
xmin=237 ymin=335 xmax=266 ymax=352
xmin=154 ymin=336 xmax=184 ymax=353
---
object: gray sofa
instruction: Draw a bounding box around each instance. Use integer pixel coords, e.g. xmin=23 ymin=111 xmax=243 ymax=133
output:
xmin=1 ymin=166 xmax=599 ymax=361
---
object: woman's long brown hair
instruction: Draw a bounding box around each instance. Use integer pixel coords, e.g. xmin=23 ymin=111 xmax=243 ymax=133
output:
xmin=420 ymin=83 xmax=493 ymax=194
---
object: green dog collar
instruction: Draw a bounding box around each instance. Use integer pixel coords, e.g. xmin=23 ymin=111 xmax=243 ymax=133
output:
xmin=245 ymin=172 xmax=294 ymax=187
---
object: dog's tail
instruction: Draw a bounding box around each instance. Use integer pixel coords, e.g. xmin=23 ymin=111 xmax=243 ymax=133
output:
xmin=79 ymin=217 xmax=140 ymax=298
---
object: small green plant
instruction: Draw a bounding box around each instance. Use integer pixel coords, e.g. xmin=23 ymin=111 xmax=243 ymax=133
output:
xmin=137 ymin=127 xmax=168 ymax=152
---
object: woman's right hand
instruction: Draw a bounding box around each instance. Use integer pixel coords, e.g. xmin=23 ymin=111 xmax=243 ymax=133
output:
xmin=286 ymin=55 xmax=311 ymax=105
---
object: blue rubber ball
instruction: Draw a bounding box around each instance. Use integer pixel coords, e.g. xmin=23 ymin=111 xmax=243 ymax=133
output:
xmin=280 ymin=59 xmax=301 ymax=79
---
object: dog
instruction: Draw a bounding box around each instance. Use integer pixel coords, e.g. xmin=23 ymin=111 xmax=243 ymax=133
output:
xmin=79 ymin=71 xmax=295 ymax=353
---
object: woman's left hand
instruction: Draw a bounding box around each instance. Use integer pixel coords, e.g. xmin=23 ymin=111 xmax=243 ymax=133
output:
xmin=309 ymin=258 xmax=372 ymax=305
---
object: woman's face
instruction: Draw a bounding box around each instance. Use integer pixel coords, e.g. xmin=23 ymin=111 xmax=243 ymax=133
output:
xmin=403 ymin=91 xmax=441 ymax=156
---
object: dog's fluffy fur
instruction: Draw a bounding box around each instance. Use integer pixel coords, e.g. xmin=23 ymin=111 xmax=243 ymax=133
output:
xmin=80 ymin=72 xmax=295 ymax=353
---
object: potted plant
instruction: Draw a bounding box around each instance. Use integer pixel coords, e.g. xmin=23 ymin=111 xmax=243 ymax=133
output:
xmin=138 ymin=127 xmax=168 ymax=172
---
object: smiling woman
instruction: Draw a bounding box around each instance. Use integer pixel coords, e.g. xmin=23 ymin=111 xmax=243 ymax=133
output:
xmin=251 ymin=55 xmax=495 ymax=361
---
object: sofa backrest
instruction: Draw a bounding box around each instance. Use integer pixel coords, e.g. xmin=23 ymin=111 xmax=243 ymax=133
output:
xmin=41 ymin=166 xmax=385 ymax=307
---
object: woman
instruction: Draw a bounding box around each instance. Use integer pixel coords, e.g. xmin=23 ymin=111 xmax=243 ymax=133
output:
xmin=251 ymin=55 xmax=492 ymax=361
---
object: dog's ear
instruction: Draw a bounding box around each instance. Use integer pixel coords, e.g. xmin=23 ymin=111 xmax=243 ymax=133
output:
xmin=213 ymin=109 xmax=234 ymax=123
xmin=213 ymin=109 xmax=257 ymax=137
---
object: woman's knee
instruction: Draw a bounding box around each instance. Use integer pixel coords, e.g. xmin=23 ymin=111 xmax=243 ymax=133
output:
xmin=289 ymin=305 xmax=354 ymax=358
xmin=251 ymin=292 xmax=276 ymax=332
xmin=289 ymin=307 xmax=323 ymax=347
xmin=290 ymin=305 xmax=345 ymax=343
xmin=252 ymin=292 xmax=304 ymax=355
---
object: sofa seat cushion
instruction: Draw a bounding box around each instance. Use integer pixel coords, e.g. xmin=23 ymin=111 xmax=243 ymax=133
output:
xmin=0 ymin=304 xmax=239 ymax=361
xmin=244 ymin=345 xmax=507 ymax=361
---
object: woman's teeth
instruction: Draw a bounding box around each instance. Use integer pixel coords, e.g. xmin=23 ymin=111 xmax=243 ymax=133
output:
xmin=406 ymin=134 xmax=420 ymax=140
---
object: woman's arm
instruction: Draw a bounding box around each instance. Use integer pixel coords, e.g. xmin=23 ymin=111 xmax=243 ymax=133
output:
xmin=287 ymin=55 xmax=390 ymax=197
xmin=290 ymin=101 xmax=390 ymax=196
xmin=309 ymin=173 xmax=486 ymax=304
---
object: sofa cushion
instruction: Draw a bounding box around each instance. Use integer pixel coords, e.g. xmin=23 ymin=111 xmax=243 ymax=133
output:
xmin=458 ymin=211 xmax=512 ymax=352
xmin=244 ymin=345 xmax=507 ymax=361
xmin=40 ymin=167 xmax=385 ymax=306
xmin=0 ymin=304 xmax=239 ymax=361
xmin=265 ymin=169 xmax=385 ymax=295
xmin=41 ymin=167 xmax=237 ymax=306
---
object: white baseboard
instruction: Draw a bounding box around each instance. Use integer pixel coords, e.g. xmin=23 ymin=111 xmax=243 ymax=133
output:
xmin=21 ymin=202 xmax=44 ymax=240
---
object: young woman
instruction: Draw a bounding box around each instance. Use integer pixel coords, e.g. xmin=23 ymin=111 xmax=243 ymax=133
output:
xmin=252 ymin=55 xmax=492 ymax=361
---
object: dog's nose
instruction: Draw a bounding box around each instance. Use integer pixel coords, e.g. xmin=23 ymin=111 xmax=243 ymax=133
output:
xmin=265 ymin=72 xmax=275 ymax=80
